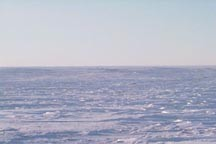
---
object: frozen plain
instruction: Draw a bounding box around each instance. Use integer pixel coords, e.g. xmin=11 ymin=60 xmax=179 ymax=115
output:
xmin=0 ymin=67 xmax=216 ymax=144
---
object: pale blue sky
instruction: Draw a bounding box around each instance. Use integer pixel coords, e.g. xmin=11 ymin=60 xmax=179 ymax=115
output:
xmin=0 ymin=0 xmax=215 ymax=66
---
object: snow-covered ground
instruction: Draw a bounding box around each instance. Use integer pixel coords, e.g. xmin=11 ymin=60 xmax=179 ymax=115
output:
xmin=0 ymin=67 xmax=216 ymax=144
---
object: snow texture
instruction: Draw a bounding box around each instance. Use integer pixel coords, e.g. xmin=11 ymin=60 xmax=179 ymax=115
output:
xmin=0 ymin=67 xmax=216 ymax=144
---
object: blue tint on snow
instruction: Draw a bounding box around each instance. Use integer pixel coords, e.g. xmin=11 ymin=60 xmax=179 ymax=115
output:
xmin=0 ymin=67 xmax=216 ymax=143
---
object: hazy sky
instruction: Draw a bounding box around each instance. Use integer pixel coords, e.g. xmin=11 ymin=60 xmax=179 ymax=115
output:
xmin=0 ymin=0 xmax=215 ymax=66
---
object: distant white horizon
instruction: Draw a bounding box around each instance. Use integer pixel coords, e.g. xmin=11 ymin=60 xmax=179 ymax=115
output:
xmin=0 ymin=0 xmax=216 ymax=66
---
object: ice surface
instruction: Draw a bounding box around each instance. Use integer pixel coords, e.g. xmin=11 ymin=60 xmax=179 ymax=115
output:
xmin=0 ymin=67 xmax=216 ymax=144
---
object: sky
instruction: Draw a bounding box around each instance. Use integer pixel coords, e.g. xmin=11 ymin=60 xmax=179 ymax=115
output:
xmin=0 ymin=0 xmax=216 ymax=66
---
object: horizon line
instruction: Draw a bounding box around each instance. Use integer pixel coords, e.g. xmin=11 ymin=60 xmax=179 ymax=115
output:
xmin=0 ymin=65 xmax=216 ymax=68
